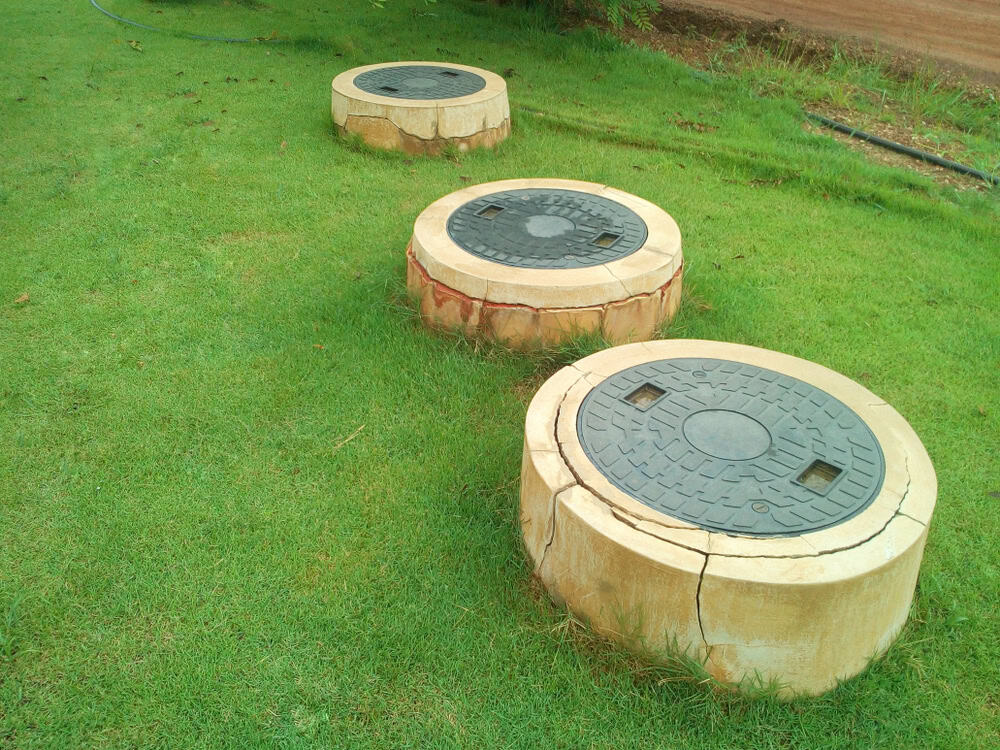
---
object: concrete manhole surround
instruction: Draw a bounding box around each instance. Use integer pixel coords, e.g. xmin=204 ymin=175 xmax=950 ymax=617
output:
xmin=407 ymin=179 xmax=683 ymax=348
xmin=331 ymin=62 xmax=510 ymax=154
xmin=520 ymin=339 xmax=936 ymax=696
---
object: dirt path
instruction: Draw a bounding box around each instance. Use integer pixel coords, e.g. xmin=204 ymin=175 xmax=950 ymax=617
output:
xmin=680 ymin=0 xmax=1000 ymax=80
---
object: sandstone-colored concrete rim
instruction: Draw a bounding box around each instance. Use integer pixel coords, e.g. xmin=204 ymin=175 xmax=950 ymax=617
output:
xmin=411 ymin=178 xmax=683 ymax=309
xmin=331 ymin=61 xmax=507 ymax=109
xmin=531 ymin=339 xmax=935 ymax=578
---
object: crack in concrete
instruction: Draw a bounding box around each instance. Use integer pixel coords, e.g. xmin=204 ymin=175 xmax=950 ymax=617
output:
xmin=344 ymin=113 xmax=425 ymax=140
xmin=537 ymin=371 xmax=586 ymax=571
xmin=695 ymin=553 xmax=710 ymax=652
xmin=607 ymin=506 xmax=709 ymax=557
xmin=537 ymin=468 xmax=576 ymax=571
xmin=608 ymin=503 xmax=702 ymax=532
xmin=898 ymin=454 xmax=923 ymax=526
xmin=480 ymin=278 xmax=630 ymax=312
xmin=537 ymin=493 xmax=558 ymax=573
xmin=600 ymin=262 xmax=634 ymax=299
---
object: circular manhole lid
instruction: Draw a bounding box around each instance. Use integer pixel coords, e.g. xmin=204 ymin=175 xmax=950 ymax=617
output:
xmin=576 ymin=357 xmax=886 ymax=536
xmin=446 ymin=188 xmax=649 ymax=269
xmin=353 ymin=65 xmax=486 ymax=100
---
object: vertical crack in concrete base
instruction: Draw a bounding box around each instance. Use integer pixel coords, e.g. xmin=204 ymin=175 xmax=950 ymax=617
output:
xmin=695 ymin=552 xmax=710 ymax=653
xmin=537 ymin=369 xmax=585 ymax=571
xmin=896 ymin=454 xmax=924 ymax=527
xmin=537 ymin=487 xmax=560 ymax=572
xmin=537 ymin=497 xmax=557 ymax=574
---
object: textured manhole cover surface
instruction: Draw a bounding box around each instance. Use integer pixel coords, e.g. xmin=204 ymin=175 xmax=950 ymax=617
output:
xmin=576 ymin=358 xmax=886 ymax=536
xmin=353 ymin=65 xmax=486 ymax=100
xmin=446 ymin=189 xmax=649 ymax=269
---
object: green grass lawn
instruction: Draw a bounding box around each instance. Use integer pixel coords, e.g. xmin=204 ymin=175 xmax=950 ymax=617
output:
xmin=1 ymin=1 xmax=998 ymax=747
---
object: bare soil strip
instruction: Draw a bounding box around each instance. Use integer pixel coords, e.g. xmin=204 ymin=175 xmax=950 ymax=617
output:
xmin=678 ymin=0 xmax=1000 ymax=82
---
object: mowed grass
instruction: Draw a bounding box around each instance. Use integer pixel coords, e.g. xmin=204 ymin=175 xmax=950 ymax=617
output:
xmin=1 ymin=1 xmax=998 ymax=747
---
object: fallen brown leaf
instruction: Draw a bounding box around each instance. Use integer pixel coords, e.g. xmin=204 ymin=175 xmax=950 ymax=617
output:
xmin=14 ymin=293 xmax=29 ymax=304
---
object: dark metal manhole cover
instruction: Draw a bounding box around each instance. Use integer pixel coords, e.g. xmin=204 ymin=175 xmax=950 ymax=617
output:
xmin=446 ymin=189 xmax=649 ymax=269
xmin=353 ymin=65 xmax=486 ymax=100
xmin=576 ymin=358 xmax=886 ymax=536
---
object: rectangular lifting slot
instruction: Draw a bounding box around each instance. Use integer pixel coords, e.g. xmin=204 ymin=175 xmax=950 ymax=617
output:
xmin=624 ymin=383 xmax=666 ymax=410
xmin=593 ymin=232 xmax=622 ymax=248
xmin=795 ymin=460 xmax=843 ymax=494
xmin=476 ymin=204 xmax=505 ymax=219
xmin=379 ymin=86 xmax=399 ymax=93
xmin=439 ymin=70 xmax=460 ymax=77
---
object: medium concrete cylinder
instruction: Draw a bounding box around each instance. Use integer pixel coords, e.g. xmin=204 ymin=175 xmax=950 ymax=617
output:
xmin=407 ymin=179 xmax=683 ymax=348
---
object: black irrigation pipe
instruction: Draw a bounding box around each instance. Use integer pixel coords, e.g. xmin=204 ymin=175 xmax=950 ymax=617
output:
xmin=89 ymin=0 xmax=278 ymax=43
xmin=806 ymin=111 xmax=999 ymax=186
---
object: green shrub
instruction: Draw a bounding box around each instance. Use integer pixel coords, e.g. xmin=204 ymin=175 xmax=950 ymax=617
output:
xmin=588 ymin=0 xmax=658 ymax=29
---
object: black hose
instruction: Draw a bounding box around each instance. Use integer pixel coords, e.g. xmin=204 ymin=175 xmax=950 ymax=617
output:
xmin=89 ymin=0 xmax=277 ymax=43
xmin=806 ymin=111 xmax=998 ymax=186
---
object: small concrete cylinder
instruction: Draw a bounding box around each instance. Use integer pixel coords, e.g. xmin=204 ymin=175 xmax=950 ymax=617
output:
xmin=331 ymin=61 xmax=510 ymax=154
